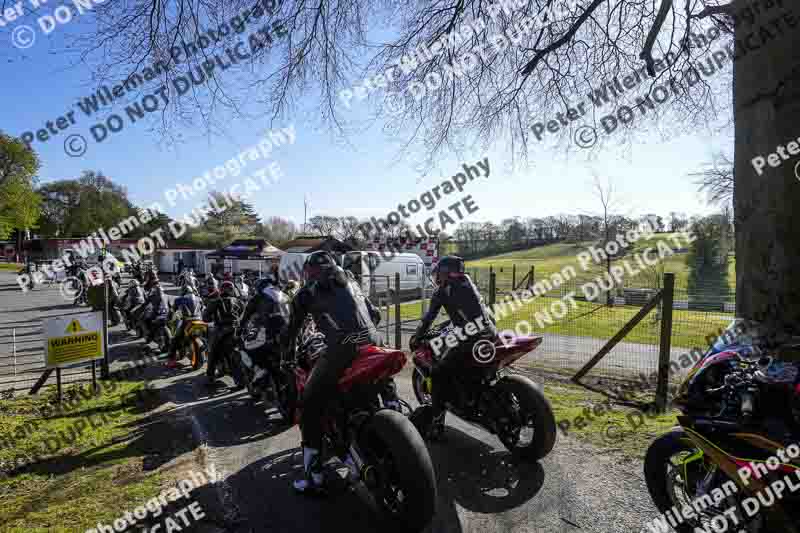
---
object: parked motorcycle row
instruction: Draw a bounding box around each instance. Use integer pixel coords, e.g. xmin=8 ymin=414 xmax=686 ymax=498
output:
xmin=111 ymin=267 xmax=558 ymax=531
xmin=20 ymin=257 xmax=800 ymax=531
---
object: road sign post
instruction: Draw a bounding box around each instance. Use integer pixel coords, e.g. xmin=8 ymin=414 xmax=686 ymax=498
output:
xmin=102 ymin=278 xmax=110 ymax=379
xmin=43 ymin=312 xmax=105 ymax=393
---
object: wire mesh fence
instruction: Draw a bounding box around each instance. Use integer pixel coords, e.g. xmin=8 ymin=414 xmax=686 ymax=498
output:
xmin=395 ymin=261 xmax=736 ymax=389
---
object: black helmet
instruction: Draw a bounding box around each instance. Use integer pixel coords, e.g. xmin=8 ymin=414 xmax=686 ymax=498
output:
xmin=303 ymin=251 xmax=337 ymax=283
xmin=220 ymin=280 xmax=236 ymax=297
xmin=431 ymin=256 xmax=465 ymax=287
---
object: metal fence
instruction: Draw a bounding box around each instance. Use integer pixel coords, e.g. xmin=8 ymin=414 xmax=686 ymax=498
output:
xmin=388 ymin=263 xmax=736 ymax=388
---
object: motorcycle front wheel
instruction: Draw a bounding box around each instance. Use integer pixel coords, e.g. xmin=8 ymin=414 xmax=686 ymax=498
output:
xmin=644 ymin=428 xmax=762 ymax=533
xmin=411 ymin=368 xmax=432 ymax=406
xmin=359 ymin=410 xmax=437 ymax=532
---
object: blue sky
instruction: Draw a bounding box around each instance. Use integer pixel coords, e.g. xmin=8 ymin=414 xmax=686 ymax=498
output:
xmin=1 ymin=10 xmax=731 ymax=235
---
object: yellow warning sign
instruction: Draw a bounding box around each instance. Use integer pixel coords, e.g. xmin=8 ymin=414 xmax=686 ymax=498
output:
xmin=44 ymin=312 xmax=104 ymax=369
xmin=65 ymin=319 xmax=85 ymax=334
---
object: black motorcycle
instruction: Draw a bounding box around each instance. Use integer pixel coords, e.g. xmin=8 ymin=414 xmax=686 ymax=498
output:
xmin=135 ymin=305 xmax=173 ymax=353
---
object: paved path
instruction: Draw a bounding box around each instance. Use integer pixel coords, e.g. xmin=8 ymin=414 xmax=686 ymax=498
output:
xmin=148 ymin=365 xmax=662 ymax=533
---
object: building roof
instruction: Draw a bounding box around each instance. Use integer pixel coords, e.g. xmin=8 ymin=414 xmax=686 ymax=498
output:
xmin=278 ymin=235 xmax=352 ymax=253
xmin=206 ymin=239 xmax=285 ymax=260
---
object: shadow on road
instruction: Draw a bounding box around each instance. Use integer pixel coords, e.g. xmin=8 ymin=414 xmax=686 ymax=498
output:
xmin=425 ymin=425 xmax=546 ymax=532
xmin=218 ymin=419 xmax=545 ymax=533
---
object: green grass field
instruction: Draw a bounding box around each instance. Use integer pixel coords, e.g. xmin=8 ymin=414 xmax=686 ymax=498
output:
xmin=463 ymin=233 xmax=736 ymax=295
xmin=393 ymin=234 xmax=735 ymax=351
xmin=0 ymin=382 xmax=171 ymax=532
xmin=0 ymin=263 xmax=22 ymax=271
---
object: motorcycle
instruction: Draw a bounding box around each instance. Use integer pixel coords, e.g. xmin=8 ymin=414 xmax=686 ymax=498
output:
xmin=410 ymin=322 xmax=557 ymax=460
xmin=232 ymin=330 xmax=296 ymax=422
xmin=284 ymin=331 xmax=437 ymax=531
xmin=172 ymin=312 xmax=209 ymax=370
xmin=644 ymin=322 xmax=800 ymax=533
xmin=17 ymin=262 xmax=39 ymax=290
xmin=135 ymin=304 xmax=173 ymax=353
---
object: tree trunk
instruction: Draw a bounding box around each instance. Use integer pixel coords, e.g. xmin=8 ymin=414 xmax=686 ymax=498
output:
xmin=734 ymin=1 xmax=800 ymax=336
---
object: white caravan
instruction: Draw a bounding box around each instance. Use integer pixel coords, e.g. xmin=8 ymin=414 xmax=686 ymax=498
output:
xmin=342 ymin=251 xmax=425 ymax=296
xmin=278 ymin=252 xmax=309 ymax=283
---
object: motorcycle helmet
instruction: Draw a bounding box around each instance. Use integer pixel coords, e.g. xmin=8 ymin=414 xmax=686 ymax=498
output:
xmin=220 ymin=280 xmax=236 ymax=297
xmin=430 ymin=256 xmax=465 ymax=287
xmin=256 ymin=276 xmax=276 ymax=294
xmin=206 ymin=276 xmax=219 ymax=288
xmin=128 ymin=280 xmax=140 ymax=289
xmin=303 ymin=251 xmax=337 ymax=283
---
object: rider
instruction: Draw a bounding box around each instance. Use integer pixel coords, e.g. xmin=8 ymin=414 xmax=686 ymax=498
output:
xmin=283 ymin=251 xmax=383 ymax=494
xmin=167 ymin=284 xmax=205 ymax=369
xmin=410 ymin=256 xmax=497 ymax=438
xmin=141 ymin=279 xmax=168 ymax=341
xmin=241 ymin=276 xmax=292 ymax=357
xmin=144 ymin=269 xmax=159 ymax=292
xmin=202 ymin=280 xmax=245 ymax=387
xmin=123 ymin=279 xmax=146 ymax=313
xmin=203 ymin=275 xmax=220 ymax=299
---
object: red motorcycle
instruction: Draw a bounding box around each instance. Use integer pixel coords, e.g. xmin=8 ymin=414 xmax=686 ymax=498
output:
xmin=411 ymin=322 xmax=557 ymax=460
xmin=284 ymin=340 xmax=437 ymax=532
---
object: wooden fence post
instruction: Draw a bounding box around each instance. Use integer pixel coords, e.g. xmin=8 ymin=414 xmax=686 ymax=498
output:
xmin=489 ymin=273 xmax=496 ymax=308
xmin=655 ymin=273 xmax=675 ymax=413
xmin=512 ymin=265 xmax=516 ymax=290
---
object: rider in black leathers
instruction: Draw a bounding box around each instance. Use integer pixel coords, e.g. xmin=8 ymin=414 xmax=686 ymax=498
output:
xmin=203 ymin=281 xmax=245 ymax=387
xmin=141 ymin=280 xmax=168 ymax=341
xmin=241 ymin=276 xmax=291 ymax=366
xmin=284 ymin=251 xmax=384 ymax=494
xmin=410 ymin=255 xmax=497 ymax=437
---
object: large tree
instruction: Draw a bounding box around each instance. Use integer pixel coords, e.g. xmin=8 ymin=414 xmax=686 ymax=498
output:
xmin=48 ymin=0 xmax=800 ymax=335
xmin=0 ymin=133 xmax=40 ymax=254
xmin=38 ymin=171 xmax=138 ymax=237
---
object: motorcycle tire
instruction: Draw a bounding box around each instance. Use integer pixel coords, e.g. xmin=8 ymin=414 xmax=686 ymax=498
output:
xmin=274 ymin=371 xmax=297 ymax=425
xmin=191 ymin=339 xmax=206 ymax=370
xmin=360 ymin=410 xmax=437 ymax=533
xmin=494 ymin=375 xmax=557 ymax=461
xmin=156 ymin=326 xmax=172 ymax=354
xmin=227 ymin=352 xmax=247 ymax=389
xmin=644 ymin=428 xmax=730 ymax=533
xmin=411 ymin=368 xmax=432 ymax=406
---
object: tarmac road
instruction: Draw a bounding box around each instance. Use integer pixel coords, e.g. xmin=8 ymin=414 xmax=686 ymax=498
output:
xmin=149 ymin=364 xmax=661 ymax=533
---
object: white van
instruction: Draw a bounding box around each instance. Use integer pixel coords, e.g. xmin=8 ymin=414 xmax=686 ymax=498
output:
xmin=342 ymin=251 xmax=425 ymax=296
xmin=278 ymin=252 xmax=309 ymax=283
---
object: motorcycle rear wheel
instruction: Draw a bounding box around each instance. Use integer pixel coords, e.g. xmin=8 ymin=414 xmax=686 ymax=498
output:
xmin=359 ymin=410 xmax=437 ymax=532
xmin=494 ymin=375 xmax=557 ymax=461
xmin=156 ymin=327 xmax=172 ymax=353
